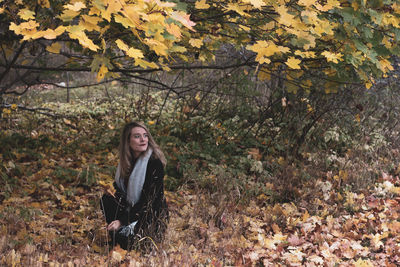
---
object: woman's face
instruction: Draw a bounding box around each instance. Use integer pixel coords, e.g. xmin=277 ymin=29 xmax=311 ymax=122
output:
xmin=129 ymin=127 xmax=149 ymax=157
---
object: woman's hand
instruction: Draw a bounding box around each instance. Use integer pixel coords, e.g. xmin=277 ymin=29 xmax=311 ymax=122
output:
xmin=107 ymin=220 xmax=122 ymax=231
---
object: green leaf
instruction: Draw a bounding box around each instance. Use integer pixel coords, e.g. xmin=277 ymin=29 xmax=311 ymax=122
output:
xmin=341 ymin=8 xmax=361 ymax=26
xmin=362 ymin=26 xmax=373 ymax=39
xmin=354 ymin=39 xmax=368 ymax=54
xmin=368 ymin=9 xmax=382 ymax=25
xmin=169 ymin=0 xmax=188 ymax=11
xmin=394 ymin=28 xmax=400 ymax=42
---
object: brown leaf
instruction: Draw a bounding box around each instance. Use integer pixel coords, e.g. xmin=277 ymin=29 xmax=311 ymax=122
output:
xmin=287 ymin=234 xmax=304 ymax=246
xmin=111 ymin=245 xmax=126 ymax=262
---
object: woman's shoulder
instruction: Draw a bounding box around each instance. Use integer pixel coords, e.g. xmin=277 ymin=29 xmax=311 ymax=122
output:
xmin=146 ymin=156 xmax=164 ymax=181
xmin=148 ymin=155 xmax=163 ymax=169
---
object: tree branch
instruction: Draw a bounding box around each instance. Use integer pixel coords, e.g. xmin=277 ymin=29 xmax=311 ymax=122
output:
xmin=1 ymin=103 xmax=58 ymax=118
xmin=0 ymin=41 xmax=27 ymax=87
xmin=0 ymin=58 xmax=257 ymax=74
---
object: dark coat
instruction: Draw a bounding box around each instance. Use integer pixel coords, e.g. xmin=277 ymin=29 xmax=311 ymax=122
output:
xmin=114 ymin=156 xmax=169 ymax=237
xmin=101 ymin=156 xmax=168 ymax=250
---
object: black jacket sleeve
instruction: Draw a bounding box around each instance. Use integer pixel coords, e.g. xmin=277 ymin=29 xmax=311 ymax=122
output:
xmin=112 ymin=181 xmax=129 ymax=225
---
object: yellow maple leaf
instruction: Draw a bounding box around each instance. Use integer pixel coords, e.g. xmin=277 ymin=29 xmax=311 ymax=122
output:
xmin=46 ymin=42 xmax=62 ymax=53
xmin=195 ymin=0 xmax=210 ymax=9
xmin=165 ymin=23 xmax=182 ymax=39
xmin=276 ymin=5 xmax=296 ymax=26
xmin=171 ymin=11 xmax=196 ymax=31
xmin=9 ymin=20 xmax=39 ymax=40
xmin=50 ymin=26 xmax=66 ymax=38
xmin=89 ymin=6 xmax=101 ymax=16
xmin=243 ymin=0 xmax=266 ymax=9
xmin=18 ymin=9 xmax=35 ymax=20
xmin=259 ymin=57 xmax=271 ymax=64
xmin=299 ymin=0 xmax=315 ymax=7
xmin=127 ymin=48 xmax=144 ymax=59
xmin=115 ymin=39 xmax=129 ymax=51
xmin=68 ymin=26 xmax=99 ymax=51
xmin=97 ymin=64 xmax=108 ymax=82
xmin=64 ymin=2 xmax=86 ymax=12
xmin=114 ymin=14 xmax=135 ymax=28
xmin=278 ymin=46 xmax=290 ymax=54
xmin=107 ymin=0 xmax=123 ymax=13
xmin=9 ymin=20 xmax=38 ymax=34
xmin=378 ymin=58 xmax=394 ymax=73
xmin=34 ymin=26 xmax=66 ymax=40
xmin=285 ymin=57 xmax=301 ymax=69
xmin=295 ymin=50 xmax=316 ymax=58
xmin=313 ymin=19 xmax=335 ymax=36
xmin=82 ymin=38 xmax=100 ymax=51
xmin=321 ymin=51 xmax=343 ymax=63
xmin=81 ymin=15 xmax=102 ymax=31
xmin=143 ymin=12 xmax=165 ymax=24
xmin=101 ymin=7 xmax=112 ymax=22
xmin=301 ymin=10 xmax=318 ymax=24
xmin=248 ymin=40 xmax=284 ymax=57
xmin=189 ymin=38 xmax=203 ymax=48
xmin=80 ymin=20 xmax=101 ymax=32
xmin=145 ymin=38 xmax=168 ymax=56
xmin=121 ymin=5 xmax=140 ymax=27
xmin=134 ymin=58 xmax=158 ymax=69
xmin=248 ymin=41 xmax=292 ymax=64
xmin=225 ymin=3 xmax=249 ymax=17
xmin=59 ymin=9 xmax=80 ymax=22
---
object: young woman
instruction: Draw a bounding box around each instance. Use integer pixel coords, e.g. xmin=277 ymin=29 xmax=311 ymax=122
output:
xmin=100 ymin=121 xmax=168 ymax=250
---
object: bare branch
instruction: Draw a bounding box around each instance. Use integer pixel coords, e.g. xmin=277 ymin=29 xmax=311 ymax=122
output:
xmin=0 ymin=41 xmax=27 ymax=89
xmin=0 ymin=58 xmax=257 ymax=74
xmin=1 ymin=103 xmax=58 ymax=118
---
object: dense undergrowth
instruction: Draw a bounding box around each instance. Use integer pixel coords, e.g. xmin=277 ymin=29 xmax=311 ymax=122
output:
xmin=1 ymin=80 xmax=400 ymax=265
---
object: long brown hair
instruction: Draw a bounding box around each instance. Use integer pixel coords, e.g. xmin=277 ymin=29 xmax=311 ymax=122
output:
xmin=119 ymin=121 xmax=166 ymax=178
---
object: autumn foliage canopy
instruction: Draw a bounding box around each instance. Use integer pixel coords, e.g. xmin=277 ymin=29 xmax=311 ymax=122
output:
xmin=1 ymin=0 xmax=400 ymax=92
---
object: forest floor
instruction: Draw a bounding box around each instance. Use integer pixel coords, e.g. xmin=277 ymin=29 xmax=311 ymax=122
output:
xmin=1 ymin=148 xmax=399 ymax=266
xmin=1 ymin=89 xmax=400 ymax=266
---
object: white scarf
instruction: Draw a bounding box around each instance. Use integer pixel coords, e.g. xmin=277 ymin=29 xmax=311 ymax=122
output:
xmin=115 ymin=148 xmax=153 ymax=206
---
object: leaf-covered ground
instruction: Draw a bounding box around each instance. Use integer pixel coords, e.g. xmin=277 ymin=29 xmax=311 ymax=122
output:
xmin=1 ymin=157 xmax=399 ymax=266
xmin=1 ymin=92 xmax=400 ymax=266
